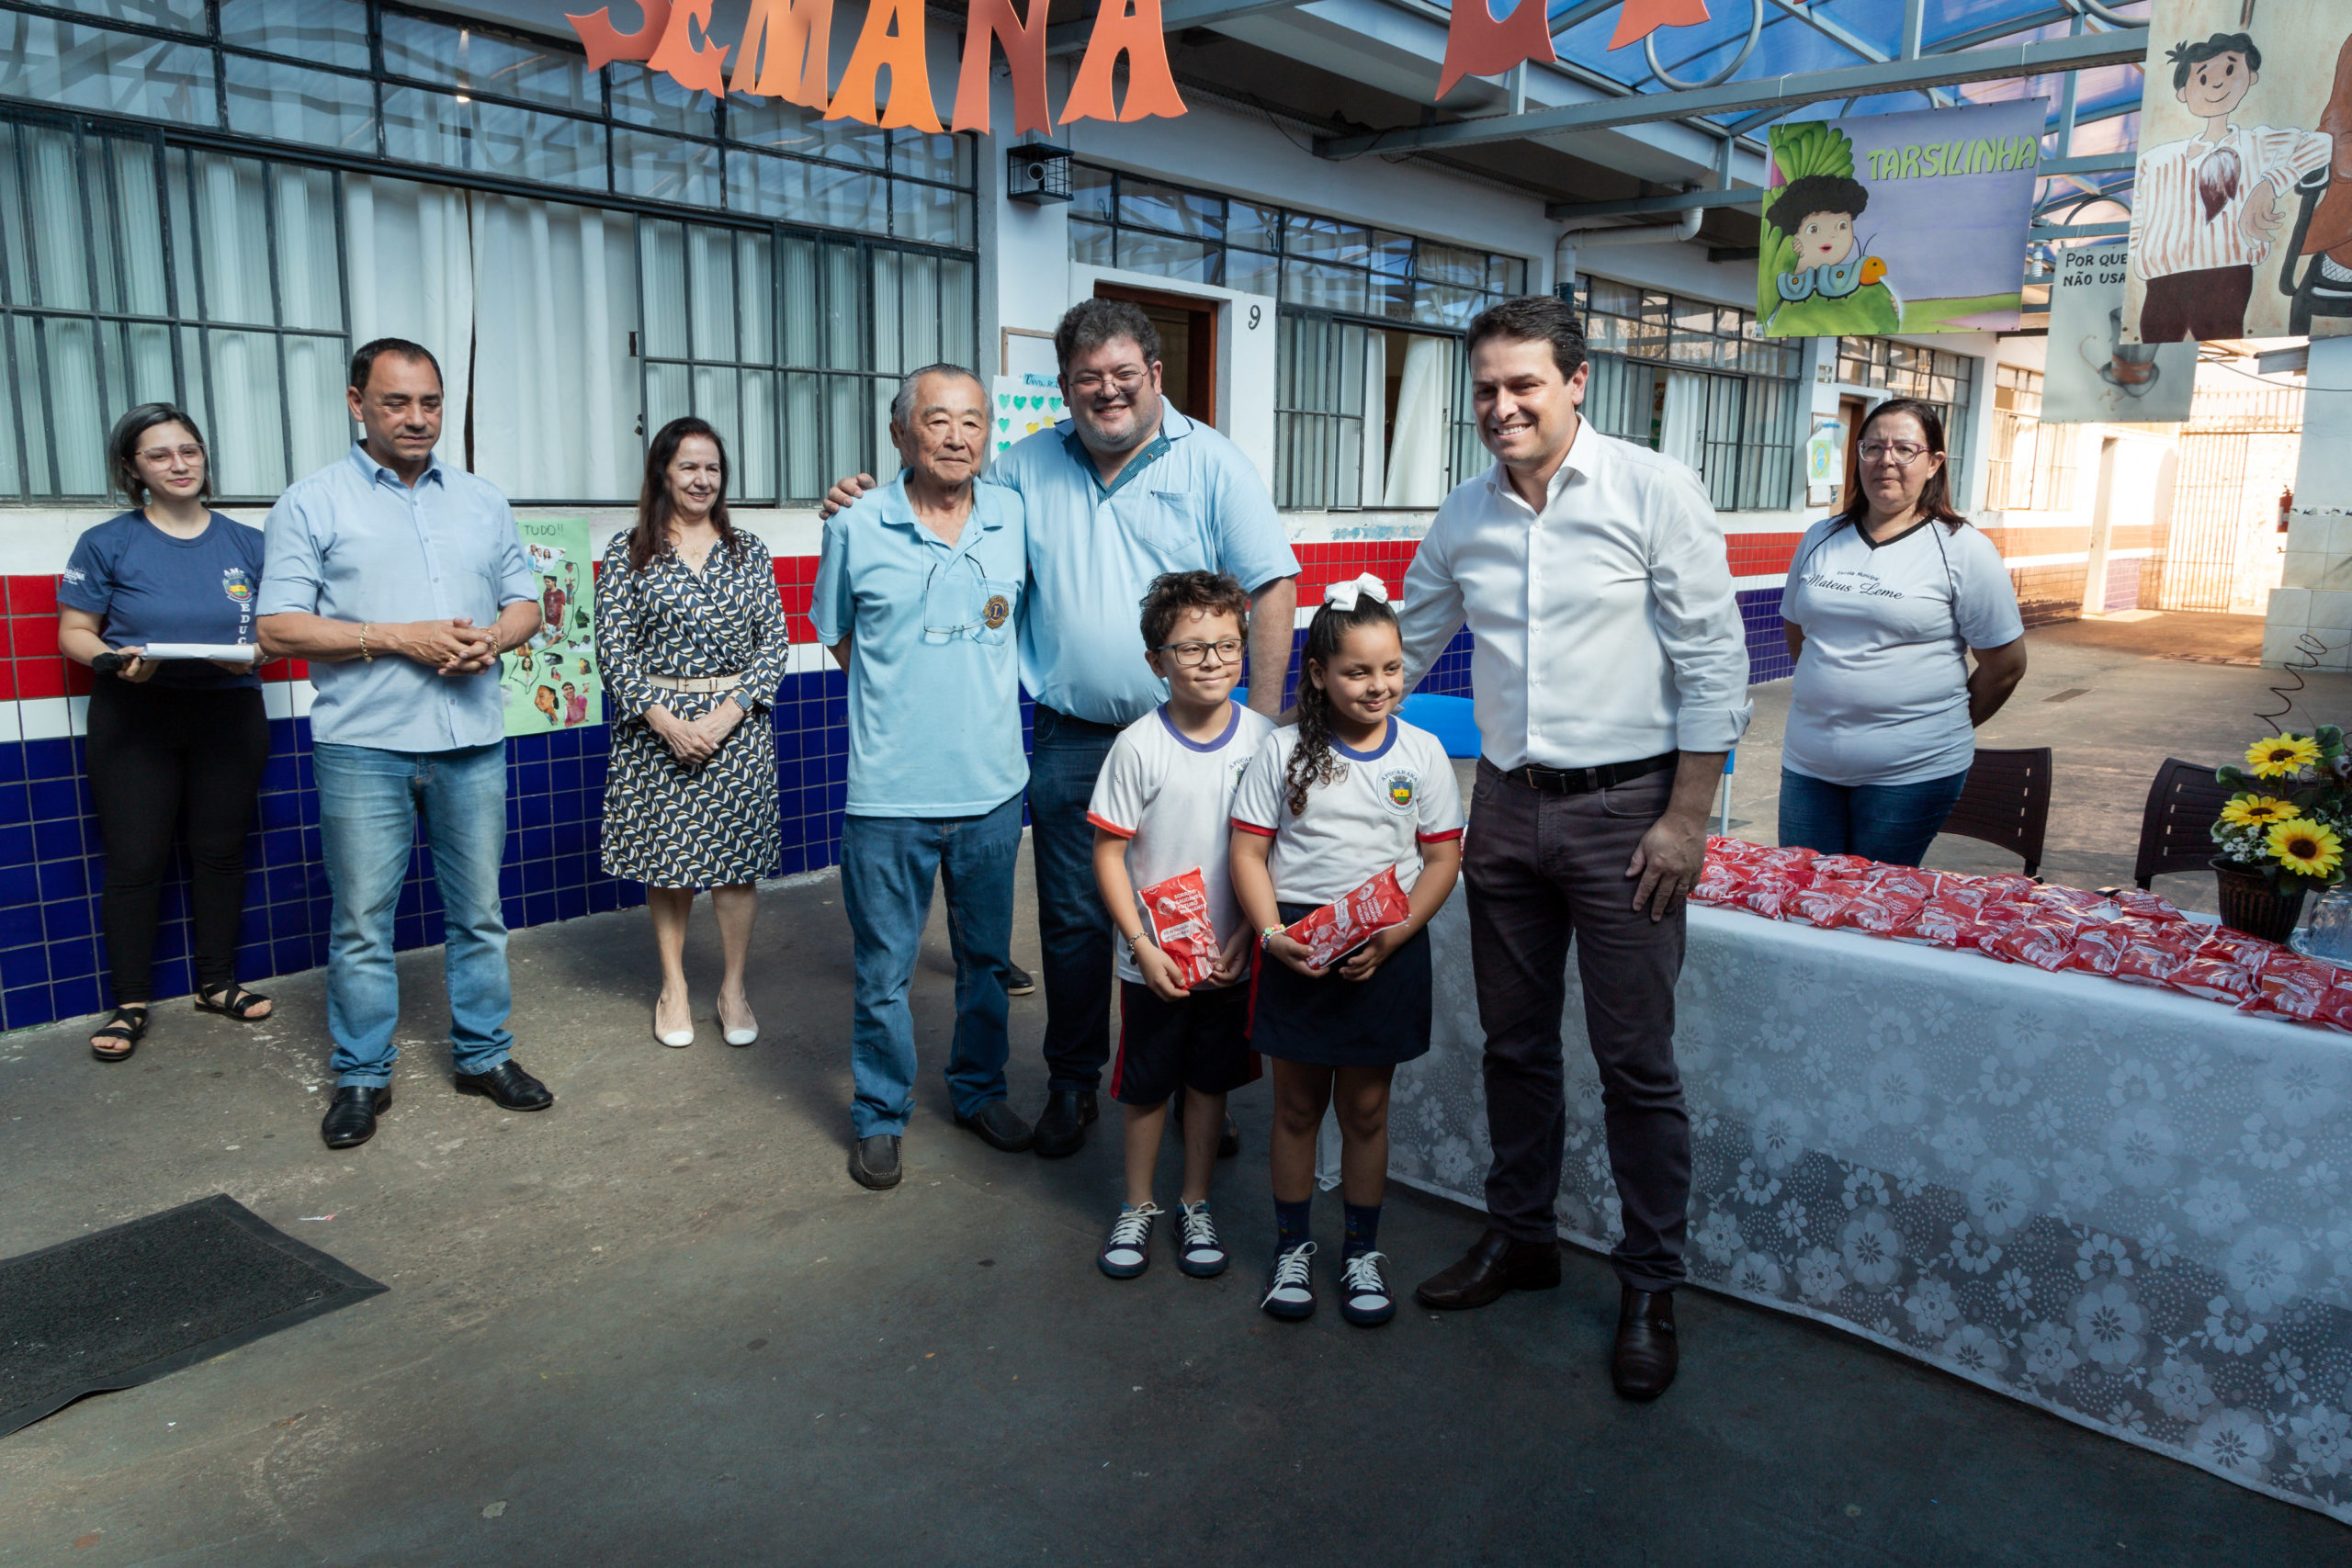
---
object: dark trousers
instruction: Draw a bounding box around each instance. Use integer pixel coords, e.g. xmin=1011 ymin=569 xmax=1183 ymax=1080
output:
xmin=85 ymin=678 xmax=270 ymax=1004
xmin=1465 ymin=759 xmax=1690 ymax=1292
xmin=1027 ymin=704 xmax=1121 ymax=1093
xmin=2138 ymin=265 xmax=2252 ymax=343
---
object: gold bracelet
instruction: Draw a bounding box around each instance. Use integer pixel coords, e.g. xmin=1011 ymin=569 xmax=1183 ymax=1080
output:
xmin=358 ymin=623 xmax=373 ymax=662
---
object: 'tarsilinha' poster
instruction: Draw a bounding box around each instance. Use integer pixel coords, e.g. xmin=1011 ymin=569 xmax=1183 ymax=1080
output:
xmin=1758 ymin=100 xmax=2047 ymax=339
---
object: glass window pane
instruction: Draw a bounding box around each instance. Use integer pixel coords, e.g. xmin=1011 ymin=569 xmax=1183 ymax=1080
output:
xmin=106 ymin=140 xmax=168 ymax=318
xmin=272 ymin=164 xmax=342 ymax=331
xmin=1411 ymin=282 xmax=1480 ymax=329
xmin=200 ymin=328 xmax=288 ymax=496
xmin=609 ymin=67 xmax=717 ymax=136
xmin=386 ymin=89 xmax=607 ymax=190
xmin=1284 ymin=212 xmax=1369 ymax=267
xmin=35 ymin=316 xmax=107 ymax=493
xmin=1069 ymin=162 xmax=1112 ymax=220
xmin=1118 ymin=176 xmax=1221 ymax=241
xmin=1282 ymin=260 xmax=1366 ymax=314
xmin=1489 ymin=255 xmax=1526 ymax=295
xmin=727 ymin=94 xmax=887 ymax=167
xmin=871 ymin=248 xmax=899 ymax=373
xmin=1418 ymin=242 xmax=1483 ymax=290
xmin=940 ymin=256 xmax=975 ymax=368
xmin=220 ymin=0 xmax=369 ymax=69
xmin=639 ymin=219 xmax=687 ymax=358
xmin=1116 ymin=231 xmax=1219 ymax=285
xmin=891 ymin=179 xmax=964 ymax=246
xmin=1069 ymin=218 xmax=1114 ymax=269
xmin=183 ymin=152 xmax=274 ymax=325
xmin=383 ymin=13 xmax=598 ymax=115
xmin=225 ymin=57 xmax=377 ymax=154
xmin=616 ymin=130 xmax=720 ymax=207
xmin=645 ymin=360 xmax=689 ymax=442
xmin=4 ymin=124 xmax=92 ymax=312
xmin=1586 ymin=276 xmax=1639 ymax=317
xmin=822 ymin=243 xmax=861 ymax=370
xmin=1228 ymin=201 xmax=1279 ymax=252
xmin=1370 ymin=270 xmax=1410 ymax=321
xmin=889 ymin=130 xmax=962 ymax=187
xmin=74 ymin=0 xmax=209 ymax=30
xmin=0 ymin=15 xmax=219 ymax=125
xmin=283 ymin=332 xmax=348 ymax=479
xmin=1227 ymin=250 xmax=1278 ymax=299
xmin=724 ymin=150 xmax=884 ymax=234
xmin=687 ymin=225 xmax=740 ymax=362
xmin=1369 ymin=231 xmax=1413 ymax=278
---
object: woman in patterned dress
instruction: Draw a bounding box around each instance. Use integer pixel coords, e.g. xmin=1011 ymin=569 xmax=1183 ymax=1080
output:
xmin=596 ymin=417 xmax=791 ymax=1048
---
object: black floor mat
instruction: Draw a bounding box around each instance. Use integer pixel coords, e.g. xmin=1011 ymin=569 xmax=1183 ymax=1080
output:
xmin=0 ymin=1193 xmax=385 ymax=1436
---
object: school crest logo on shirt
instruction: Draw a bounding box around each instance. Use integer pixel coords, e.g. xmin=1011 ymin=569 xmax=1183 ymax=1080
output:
xmin=1382 ymin=770 xmax=1418 ymax=814
xmin=221 ymin=569 xmax=254 ymax=604
xmin=982 ymin=593 xmax=1010 ymax=630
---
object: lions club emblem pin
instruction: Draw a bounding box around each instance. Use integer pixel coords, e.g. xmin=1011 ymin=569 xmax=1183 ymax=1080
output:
xmin=982 ymin=593 xmax=1011 ymax=630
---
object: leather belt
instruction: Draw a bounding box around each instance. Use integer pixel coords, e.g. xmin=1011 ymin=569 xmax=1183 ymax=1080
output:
xmin=647 ymin=672 xmax=740 ymax=694
xmin=1498 ymin=751 xmax=1677 ymax=796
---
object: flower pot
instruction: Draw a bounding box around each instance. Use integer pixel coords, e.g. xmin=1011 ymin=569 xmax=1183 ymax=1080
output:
xmin=2212 ymin=857 xmax=2308 ymax=943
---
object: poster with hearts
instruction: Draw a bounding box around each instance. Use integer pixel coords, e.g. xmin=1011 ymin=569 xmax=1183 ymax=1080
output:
xmin=991 ymin=374 xmax=1066 ymax=458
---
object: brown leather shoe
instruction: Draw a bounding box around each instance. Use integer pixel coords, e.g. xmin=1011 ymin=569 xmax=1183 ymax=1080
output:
xmin=1612 ymin=1286 xmax=1678 ymax=1401
xmin=1414 ymin=1227 xmax=1562 ymax=1310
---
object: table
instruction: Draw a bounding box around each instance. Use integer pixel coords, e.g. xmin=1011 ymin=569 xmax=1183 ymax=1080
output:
xmin=1348 ymin=892 xmax=2352 ymax=1524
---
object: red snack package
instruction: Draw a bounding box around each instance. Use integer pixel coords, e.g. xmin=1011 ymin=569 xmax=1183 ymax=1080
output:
xmin=1136 ymin=868 xmax=1218 ymax=989
xmin=1691 ymin=860 xmax=1747 ymax=905
xmin=1866 ymin=868 xmax=1940 ymax=903
xmin=1932 ymin=878 xmax=1991 ymax=911
xmin=2029 ymin=885 xmax=2110 ymax=915
xmin=2110 ymin=889 xmax=2188 ymax=923
xmin=1754 ymin=846 xmax=1821 ymax=889
xmin=1955 ymin=900 xmax=2031 ymax=953
xmin=2112 ymin=927 xmax=2197 ymax=987
xmin=1976 ymin=874 xmax=2041 ymax=905
xmin=2064 ymin=923 xmax=2134 ymax=976
xmin=1283 ymin=866 xmax=1412 ymax=970
xmin=1846 ymin=891 xmax=1927 ymax=937
xmin=2168 ymin=954 xmax=2257 ymax=1003
xmin=1909 ymin=895 xmax=1979 ymax=947
xmin=1989 ymin=919 xmax=2078 ymax=972
xmin=1738 ymin=873 xmax=1804 ymax=919
xmin=1787 ymin=886 xmax=1857 ymax=926
xmin=1706 ymin=836 xmax=1768 ymax=865
xmin=2313 ymin=983 xmax=2352 ymax=1032
xmin=2196 ymin=929 xmax=2279 ymax=970
xmin=1811 ymin=854 xmax=1878 ymax=882
xmin=2242 ymin=951 xmax=2341 ymax=1021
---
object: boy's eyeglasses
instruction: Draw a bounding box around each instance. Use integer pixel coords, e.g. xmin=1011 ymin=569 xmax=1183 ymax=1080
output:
xmin=1157 ymin=638 xmax=1244 ymax=667
xmin=1858 ymin=440 xmax=1929 ymax=467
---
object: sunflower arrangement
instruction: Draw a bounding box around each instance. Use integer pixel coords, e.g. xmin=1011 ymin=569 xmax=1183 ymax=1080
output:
xmin=2211 ymin=728 xmax=2352 ymax=892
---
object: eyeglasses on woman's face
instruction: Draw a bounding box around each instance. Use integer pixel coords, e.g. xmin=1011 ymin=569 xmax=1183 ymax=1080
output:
xmin=1858 ymin=439 xmax=1931 ymax=468
xmin=1157 ymin=638 xmax=1245 ymax=667
xmin=138 ymin=443 xmax=204 ymax=468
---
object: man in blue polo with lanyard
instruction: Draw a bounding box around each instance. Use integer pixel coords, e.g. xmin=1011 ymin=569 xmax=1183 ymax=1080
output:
xmin=818 ymin=363 xmax=1034 ymax=1190
xmin=826 ymin=299 xmax=1298 ymax=1158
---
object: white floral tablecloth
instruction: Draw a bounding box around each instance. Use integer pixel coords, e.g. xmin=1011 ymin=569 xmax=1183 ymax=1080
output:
xmin=1351 ymin=893 xmax=2352 ymax=1524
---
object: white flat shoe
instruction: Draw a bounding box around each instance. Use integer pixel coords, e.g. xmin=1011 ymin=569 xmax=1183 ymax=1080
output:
xmin=719 ymin=998 xmax=757 ymax=1047
xmin=655 ymin=997 xmax=693 ymax=1048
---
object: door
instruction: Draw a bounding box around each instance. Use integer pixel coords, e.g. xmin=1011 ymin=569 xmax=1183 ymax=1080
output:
xmin=1091 ymin=282 xmax=1217 ymax=426
xmin=1838 ymin=394 xmax=1868 ymax=501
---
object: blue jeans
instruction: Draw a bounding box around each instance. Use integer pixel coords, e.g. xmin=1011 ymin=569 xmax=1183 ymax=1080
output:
xmin=841 ymin=794 xmax=1023 ymax=1137
xmin=313 ymin=740 xmax=514 ymax=1087
xmin=1027 ymin=705 xmax=1120 ymax=1093
xmin=1777 ymin=766 xmax=1972 ymax=868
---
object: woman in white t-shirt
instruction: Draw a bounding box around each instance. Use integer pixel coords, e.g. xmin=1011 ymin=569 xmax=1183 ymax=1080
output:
xmin=1780 ymin=399 xmax=2029 ymax=865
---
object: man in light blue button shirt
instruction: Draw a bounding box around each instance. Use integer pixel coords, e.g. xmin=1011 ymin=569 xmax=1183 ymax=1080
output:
xmin=257 ymin=339 xmax=553 ymax=1150
xmin=825 ymin=299 xmax=1298 ymax=1157
xmin=816 ymin=363 xmax=1034 ymax=1190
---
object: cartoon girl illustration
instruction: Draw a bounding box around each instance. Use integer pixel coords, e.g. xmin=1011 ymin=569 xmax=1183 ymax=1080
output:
xmin=1765 ymin=173 xmax=1900 ymax=333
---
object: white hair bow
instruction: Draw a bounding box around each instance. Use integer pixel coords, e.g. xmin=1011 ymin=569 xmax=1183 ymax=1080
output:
xmin=1324 ymin=572 xmax=1391 ymax=612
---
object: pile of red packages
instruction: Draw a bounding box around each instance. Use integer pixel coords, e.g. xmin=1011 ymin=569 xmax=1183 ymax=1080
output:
xmin=1694 ymin=837 xmax=2352 ymax=1030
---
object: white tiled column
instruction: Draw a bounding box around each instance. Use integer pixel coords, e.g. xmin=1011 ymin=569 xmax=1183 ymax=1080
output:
xmin=2267 ymin=336 xmax=2352 ymax=670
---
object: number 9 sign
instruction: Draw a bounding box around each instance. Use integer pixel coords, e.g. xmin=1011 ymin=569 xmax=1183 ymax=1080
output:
xmin=1247 ymin=304 xmax=1262 ymax=331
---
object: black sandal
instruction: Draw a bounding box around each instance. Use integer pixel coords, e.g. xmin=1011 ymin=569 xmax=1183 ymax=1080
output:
xmin=90 ymin=1006 xmax=147 ymax=1062
xmin=196 ymin=983 xmax=272 ymax=1021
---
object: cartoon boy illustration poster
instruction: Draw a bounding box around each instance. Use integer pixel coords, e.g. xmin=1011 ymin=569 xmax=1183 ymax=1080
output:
xmin=1758 ymin=99 xmax=2047 ymax=338
xmin=2124 ymin=3 xmax=2351 ymax=344
xmin=501 ymin=517 xmax=603 ymax=737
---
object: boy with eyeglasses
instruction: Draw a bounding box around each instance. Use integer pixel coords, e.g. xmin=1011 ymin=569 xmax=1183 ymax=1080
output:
xmin=1085 ymin=571 xmax=1272 ymax=1280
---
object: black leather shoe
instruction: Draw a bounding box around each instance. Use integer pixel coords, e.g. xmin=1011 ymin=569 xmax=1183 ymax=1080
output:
xmin=452 ymin=1059 xmax=554 ymax=1111
xmin=321 ymin=1085 xmax=390 ymax=1149
xmin=1414 ymin=1227 xmax=1563 ymax=1310
xmin=1032 ymin=1089 xmax=1098 ymax=1159
xmin=955 ymin=1099 xmax=1035 ymax=1152
xmin=1006 ymin=964 xmax=1037 ymax=997
xmin=849 ymin=1134 xmax=902 ymax=1190
xmin=1613 ymin=1286 xmax=1679 ymax=1401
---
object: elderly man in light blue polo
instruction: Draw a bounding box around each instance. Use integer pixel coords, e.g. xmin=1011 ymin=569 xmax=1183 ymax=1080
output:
xmin=817 ymin=363 xmax=1033 ymax=1190
xmin=826 ymin=298 xmax=1298 ymax=1159
xmin=257 ymin=338 xmax=550 ymax=1152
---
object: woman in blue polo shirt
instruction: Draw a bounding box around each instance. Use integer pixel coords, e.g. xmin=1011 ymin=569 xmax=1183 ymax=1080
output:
xmin=58 ymin=404 xmax=273 ymax=1061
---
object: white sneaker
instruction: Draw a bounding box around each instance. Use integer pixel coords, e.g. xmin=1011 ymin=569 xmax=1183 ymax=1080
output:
xmin=1098 ymin=1202 xmax=1160 ymax=1280
xmin=1176 ymin=1201 xmax=1228 ymax=1278
xmin=1260 ymin=1241 xmax=1316 ymax=1320
xmin=1340 ymin=1250 xmax=1395 ymax=1327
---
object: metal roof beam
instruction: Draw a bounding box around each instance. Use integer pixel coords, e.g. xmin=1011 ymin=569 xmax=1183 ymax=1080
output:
xmin=1539 ymin=149 xmax=2133 ymax=221
xmin=1046 ymin=0 xmax=1306 ymax=54
xmin=1316 ymin=26 xmax=2146 ymax=157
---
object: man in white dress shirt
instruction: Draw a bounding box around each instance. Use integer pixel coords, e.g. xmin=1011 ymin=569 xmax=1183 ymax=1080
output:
xmin=1397 ymin=295 xmax=1750 ymax=1401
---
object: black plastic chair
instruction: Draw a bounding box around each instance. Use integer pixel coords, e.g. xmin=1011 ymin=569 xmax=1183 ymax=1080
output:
xmin=2128 ymin=757 xmax=2233 ymax=890
xmin=2279 ymin=165 xmax=2352 ymax=337
xmin=1939 ymin=747 xmax=2052 ymax=879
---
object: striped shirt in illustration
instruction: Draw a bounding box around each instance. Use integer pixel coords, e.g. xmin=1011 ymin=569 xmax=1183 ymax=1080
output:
xmin=2129 ymin=123 xmax=2330 ymax=280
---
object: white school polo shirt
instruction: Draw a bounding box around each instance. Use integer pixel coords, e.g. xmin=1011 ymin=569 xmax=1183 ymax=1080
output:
xmin=1086 ymin=702 xmax=1276 ymax=986
xmin=1781 ymin=516 xmax=2025 ymax=788
xmin=1229 ymin=716 xmax=1464 ymax=907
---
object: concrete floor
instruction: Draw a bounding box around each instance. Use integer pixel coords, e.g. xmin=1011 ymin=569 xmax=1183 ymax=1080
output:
xmin=4 ymin=614 xmax=2349 ymax=1566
